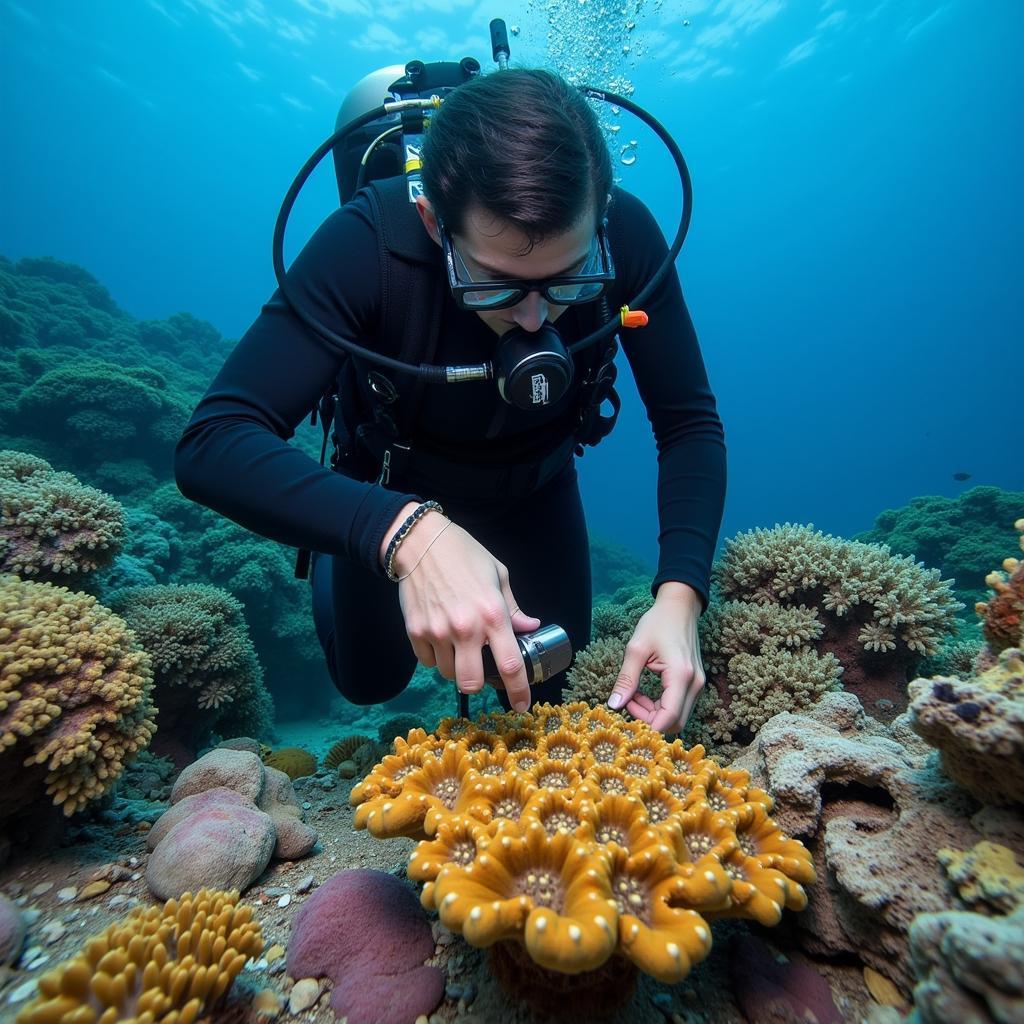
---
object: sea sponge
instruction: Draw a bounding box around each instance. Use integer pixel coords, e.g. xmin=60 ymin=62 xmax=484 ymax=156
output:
xmin=0 ymin=449 xmax=124 ymax=581
xmin=262 ymin=746 xmax=316 ymax=780
xmin=0 ymin=574 xmax=156 ymax=826
xmin=15 ymin=888 xmax=263 ymax=1023
xmin=907 ymin=650 xmax=1024 ymax=806
xmin=974 ymin=518 xmax=1024 ymax=652
xmin=351 ymin=702 xmax=814 ymax=988
xmin=702 ymin=523 xmax=962 ymax=737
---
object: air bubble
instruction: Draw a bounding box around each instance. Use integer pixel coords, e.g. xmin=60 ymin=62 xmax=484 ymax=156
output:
xmin=620 ymin=140 xmax=638 ymax=166
xmin=510 ymin=24 xmax=520 ymax=35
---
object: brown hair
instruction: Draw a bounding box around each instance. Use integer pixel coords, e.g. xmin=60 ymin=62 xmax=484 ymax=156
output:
xmin=421 ymin=68 xmax=613 ymax=250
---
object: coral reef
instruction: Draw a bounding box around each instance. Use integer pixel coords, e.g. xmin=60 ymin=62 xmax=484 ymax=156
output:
xmin=857 ymin=486 xmax=1024 ymax=615
xmin=0 ymin=574 xmax=156 ymax=831
xmin=589 ymin=535 xmax=652 ymax=600
xmin=730 ymin=691 xmax=1024 ymax=992
xmin=287 ymin=868 xmax=445 ymax=1024
xmin=702 ymin=523 xmax=961 ymax=739
xmin=105 ymin=583 xmax=273 ymax=756
xmin=0 ymin=450 xmax=124 ymax=582
xmin=263 ymin=746 xmax=317 ymax=780
xmin=908 ymin=906 xmax=1024 ymax=1024
xmin=14 ymin=887 xmax=263 ymax=1023
xmin=350 ymin=702 xmax=814 ymax=992
xmin=323 ymin=734 xmax=375 ymax=770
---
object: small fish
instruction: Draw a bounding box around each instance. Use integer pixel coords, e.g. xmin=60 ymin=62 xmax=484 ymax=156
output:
xmin=952 ymin=471 xmax=971 ymax=481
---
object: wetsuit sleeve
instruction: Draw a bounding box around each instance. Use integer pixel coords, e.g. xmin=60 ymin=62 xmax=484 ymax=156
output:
xmin=173 ymin=197 xmax=420 ymax=577
xmin=607 ymin=189 xmax=727 ymax=609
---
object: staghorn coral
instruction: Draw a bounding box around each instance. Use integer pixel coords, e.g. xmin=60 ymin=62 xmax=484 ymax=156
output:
xmin=105 ymin=583 xmax=272 ymax=756
xmin=702 ymin=523 xmax=962 ymax=737
xmin=974 ymin=518 xmax=1024 ymax=652
xmin=908 ymin=649 xmax=1024 ymax=806
xmin=0 ymin=450 xmax=124 ymax=581
xmin=0 ymin=574 xmax=156 ymax=828
xmin=15 ymin=887 xmax=263 ymax=1023
xmin=262 ymin=746 xmax=317 ymax=780
xmin=350 ymin=702 xmax=814 ymax=995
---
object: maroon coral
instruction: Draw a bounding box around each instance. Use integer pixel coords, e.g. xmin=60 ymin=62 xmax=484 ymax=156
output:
xmin=0 ymin=449 xmax=124 ymax=581
xmin=975 ymin=519 xmax=1024 ymax=652
xmin=287 ymin=869 xmax=444 ymax=1024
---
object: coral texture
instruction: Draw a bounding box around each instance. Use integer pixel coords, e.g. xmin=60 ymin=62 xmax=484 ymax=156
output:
xmin=0 ymin=449 xmax=124 ymax=581
xmin=287 ymin=869 xmax=445 ymax=1024
xmin=106 ymin=583 xmax=272 ymax=754
xmin=0 ymin=574 xmax=155 ymax=827
xmin=908 ymin=651 xmax=1024 ymax=806
xmin=15 ymin=888 xmax=263 ymax=1023
xmin=974 ymin=518 xmax=1024 ymax=652
xmin=702 ymin=524 xmax=962 ymax=739
xmin=350 ymin=703 xmax=814 ymax=984
xmin=909 ymin=907 xmax=1024 ymax=1024
xmin=324 ymin=735 xmax=375 ymax=770
xmin=730 ymin=691 xmax=1024 ymax=992
xmin=938 ymin=841 xmax=1024 ymax=916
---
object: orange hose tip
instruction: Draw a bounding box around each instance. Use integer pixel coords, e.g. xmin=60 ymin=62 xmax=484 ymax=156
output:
xmin=620 ymin=306 xmax=649 ymax=328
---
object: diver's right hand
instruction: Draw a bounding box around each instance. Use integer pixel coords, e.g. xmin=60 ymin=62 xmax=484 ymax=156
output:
xmin=383 ymin=506 xmax=540 ymax=711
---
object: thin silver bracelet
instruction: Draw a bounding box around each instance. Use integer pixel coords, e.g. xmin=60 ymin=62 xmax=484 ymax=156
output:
xmin=384 ymin=500 xmax=444 ymax=582
xmin=396 ymin=520 xmax=453 ymax=581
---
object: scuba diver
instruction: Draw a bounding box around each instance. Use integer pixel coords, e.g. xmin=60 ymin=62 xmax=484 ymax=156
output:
xmin=174 ymin=28 xmax=726 ymax=734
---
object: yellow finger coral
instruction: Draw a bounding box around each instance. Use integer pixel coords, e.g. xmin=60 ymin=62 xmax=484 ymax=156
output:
xmin=0 ymin=574 xmax=156 ymax=826
xmin=351 ymin=702 xmax=814 ymax=984
xmin=15 ymin=888 xmax=262 ymax=1023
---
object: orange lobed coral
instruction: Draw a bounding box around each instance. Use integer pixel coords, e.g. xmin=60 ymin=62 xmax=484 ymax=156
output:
xmin=15 ymin=888 xmax=263 ymax=1023
xmin=351 ymin=702 xmax=815 ymax=983
xmin=975 ymin=519 xmax=1024 ymax=652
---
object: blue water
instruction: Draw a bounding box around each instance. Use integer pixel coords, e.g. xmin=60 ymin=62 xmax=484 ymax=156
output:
xmin=3 ymin=0 xmax=1021 ymax=570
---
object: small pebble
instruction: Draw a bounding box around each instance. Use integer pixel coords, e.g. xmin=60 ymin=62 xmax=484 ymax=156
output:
xmin=40 ymin=921 xmax=66 ymax=944
xmin=56 ymin=887 xmax=77 ymax=904
xmin=461 ymin=981 xmax=476 ymax=1005
xmin=22 ymin=908 xmax=41 ymax=926
xmin=129 ymin=857 xmax=139 ymax=867
xmin=270 ymin=959 xmax=287 ymax=975
xmin=19 ymin=946 xmax=44 ymax=967
xmin=30 ymin=882 xmax=53 ymax=897
xmin=277 ymin=894 xmax=291 ymax=909
xmin=108 ymin=895 xmax=133 ymax=909
xmin=265 ymin=944 xmax=285 ymax=963
xmin=446 ymin=982 xmax=464 ymax=1001
xmin=651 ymin=991 xmax=674 ymax=1010
xmin=301 ymin=801 xmax=312 ymax=810
xmin=253 ymin=988 xmax=282 ymax=1017
xmin=295 ymin=874 xmax=315 ymax=893
xmin=7 ymin=979 xmax=39 ymax=1004
xmin=265 ymin=887 xmax=286 ymax=898
xmin=289 ymin=978 xmax=320 ymax=1013
xmin=78 ymin=880 xmax=111 ymax=900
xmin=130 ymin=872 xmax=141 ymax=881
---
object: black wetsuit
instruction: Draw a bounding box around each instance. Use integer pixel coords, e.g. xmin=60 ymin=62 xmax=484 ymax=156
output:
xmin=174 ymin=180 xmax=726 ymax=707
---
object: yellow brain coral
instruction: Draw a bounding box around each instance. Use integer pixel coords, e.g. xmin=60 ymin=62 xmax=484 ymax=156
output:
xmin=0 ymin=574 xmax=156 ymax=823
xmin=15 ymin=888 xmax=263 ymax=1024
xmin=351 ymin=701 xmax=814 ymax=983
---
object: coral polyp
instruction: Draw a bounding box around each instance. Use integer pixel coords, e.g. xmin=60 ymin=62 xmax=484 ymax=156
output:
xmin=351 ymin=703 xmax=814 ymax=981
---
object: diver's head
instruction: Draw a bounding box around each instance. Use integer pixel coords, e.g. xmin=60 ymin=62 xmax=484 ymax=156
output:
xmin=417 ymin=68 xmax=613 ymax=335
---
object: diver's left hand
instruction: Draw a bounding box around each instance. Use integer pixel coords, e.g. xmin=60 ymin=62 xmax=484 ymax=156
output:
xmin=606 ymin=582 xmax=705 ymax=734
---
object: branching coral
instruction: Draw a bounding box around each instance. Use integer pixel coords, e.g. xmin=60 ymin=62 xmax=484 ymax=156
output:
xmin=975 ymin=518 xmax=1024 ymax=652
xmin=0 ymin=574 xmax=156 ymax=828
xmin=105 ymin=583 xmax=272 ymax=754
xmin=563 ymin=635 xmax=660 ymax=707
xmin=351 ymin=703 xmax=814 ymax=988
xmin=701 ymin=524 xmax=962 ymax=738
xmin=0 ymin=450 xmax=124 ymax=581
xmin=15 ymin=888 xmax=263 ymax=1023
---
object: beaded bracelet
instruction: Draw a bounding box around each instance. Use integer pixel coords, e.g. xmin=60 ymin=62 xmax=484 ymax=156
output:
xmin=384 ymin=500 xmax=445 ymax=582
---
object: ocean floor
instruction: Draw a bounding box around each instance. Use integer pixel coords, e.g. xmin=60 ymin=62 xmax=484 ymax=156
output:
xmin=0 ymin=708 xmax=885 ymax=1024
